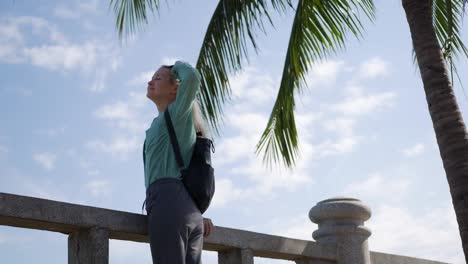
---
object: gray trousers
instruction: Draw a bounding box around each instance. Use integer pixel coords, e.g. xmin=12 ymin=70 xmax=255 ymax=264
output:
xmin=146 ymin=178 xmax=204 ymax=264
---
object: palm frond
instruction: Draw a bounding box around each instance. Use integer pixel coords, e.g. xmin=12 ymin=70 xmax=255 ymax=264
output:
xmin=433 ymin=0 xmax=468 ymax=57
xmin=256 ymin=0 xmax=375 ymax=168
xmin=109 ymin=0 xmax=294 ymax=132
xmin=195 ymin=0 xmax=294 ymax=135
xmin=110 ymin=0 xmax=160 ymax=39
xmin=433 ymin=0 xmax=468 ymax=65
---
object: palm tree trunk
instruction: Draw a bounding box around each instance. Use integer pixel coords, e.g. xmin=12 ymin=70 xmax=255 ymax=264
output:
xmin=402 ymin=0 xmax=468 ymax=261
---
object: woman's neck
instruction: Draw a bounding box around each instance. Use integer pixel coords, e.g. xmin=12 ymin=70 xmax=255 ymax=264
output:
xmin=155 ymin=97 xmax=175 ymax=113
xmin=156 ymin=103 xmax=168 ymax=113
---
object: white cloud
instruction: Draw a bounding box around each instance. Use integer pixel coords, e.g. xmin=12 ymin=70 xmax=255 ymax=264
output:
xmin=0 ymin=16 xmax=65 ymax=63
xmin=210 ymin=178 xmax=245 ymax=208
xmin=95 ymin=101 xmax=132 ymax=120
xmin=0 ymin=22 xmax=23 ymax=43
xmin=25 ymin=16 xmax=65 ymax=41
xmin=368 ymin=205 xmax=463 ymax=263
xmin=23 ymin=42 xmax=101 ymax=73
xmin=209 ymin=59 xmax=399 ymax=207
xmin=0 ymin=16 xmax=66 ymax=45
xmin=6 ymin=171 xmax=72 ymax=202
xmin=127 ymin=70 xmax=154 ymax=86
xmin=323 ymin=117 xmax=356 ymax=136
xmin=313 ymin=136 xmax=359 ymax=157
xmin=87 ymin=169 xmax=100 ymax=176
xmin=87 ymin=136 xmax=140 ymax=159
xmin=0 ymin=145 xmax=8 ymax=155
xmin=35 ymin=127 xmax=66 ymax=137
xmin=54 ymin=0 xmax=99 ymax=20
xmin=94 ymin=91 xmax=150 ymax=133
xmin=33 ymin=152 xmax=57 ymax=170
xmin=402 ymin=143 xmax=425 ymax=157
xmin=0 ymin=16 xmax=120 ymax=92
xmin=296 ymin=111 xmax=323 ymax=128
xmin=210 ymin=155 xmax=312 ymax=207
xmin=209 ymin=62 xmax=386 ymax=205
xmin=359 ymin=57 xmax=389 ymax=79
xmin=210 ymin=107 xmax=314 ymax=206
xmin=330 ymin=92 xmax=396 ymax=116
xmin=86 ymin=180 xmax=111 ymax=197
xmin=90 ymin=66 xmax=107 ymax=92
xmin=213 ymin=135 xmax=255 ymax=167
xmin=228 ymin=112 xmax=268 ymax=136
xmin=0 ymin=44 xmax=22 ymax=63
xmin=276 ymin=216 xmax=314 ymax=241
xmin=224 ymin=115 xmax=313 ymax=195
xmin=342 ymin=173 xmax=410 ymax=202
xmin=211 ymin=111 xmax=268 ymax=167
xmin=53 ymin=6 xmax=80 ymax=20
xmin=306 ymin=60 xmax=346 ymax=88
xmin=233 ymin=159 xmax=312 ymax=195
xmin=229 ymin=67 xmax=277 ymax=108
xmin=90 ymin=91 xmax=152 ymax=161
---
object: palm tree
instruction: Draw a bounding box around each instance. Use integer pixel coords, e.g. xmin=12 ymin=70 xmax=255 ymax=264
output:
xmin=110 ymin=0 xmax=468 ymax=260
xmin=402 ymin=0 xmax=468 ymax=261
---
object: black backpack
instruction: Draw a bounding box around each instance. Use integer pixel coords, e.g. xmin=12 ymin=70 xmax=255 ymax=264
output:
xmin=164 ymin=110 xmax=215 ymax=214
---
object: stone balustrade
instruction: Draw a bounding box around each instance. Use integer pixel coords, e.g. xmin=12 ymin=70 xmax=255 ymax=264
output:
xmin=0 ymin=192 xmax=449 ymax=264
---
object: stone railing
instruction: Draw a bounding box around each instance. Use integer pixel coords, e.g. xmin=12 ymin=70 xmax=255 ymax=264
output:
xmin=0 ymin=192 xmax=449 ymax=264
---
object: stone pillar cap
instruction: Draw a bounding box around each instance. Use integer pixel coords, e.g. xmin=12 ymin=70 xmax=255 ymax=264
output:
xmin=309 ymin=197 xmax=371 ymax=223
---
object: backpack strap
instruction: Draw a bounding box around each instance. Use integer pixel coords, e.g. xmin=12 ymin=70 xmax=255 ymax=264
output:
xmin=164 ymin=110 xmax=185 ymax=169
xmin=143 ymin=139 xmax=146 ymax=167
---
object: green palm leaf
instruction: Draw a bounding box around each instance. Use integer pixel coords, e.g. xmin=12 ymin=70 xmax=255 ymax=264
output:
xmin=256 ymin=0 xmax=375 ymax=168
xmin=195 ymin=0 xmax=293 ymax=135
xmin=110 ymin=0 xmax=294 ymax=134
xmin=109 ymin=0 xmax=376 ymax=168
xmin=433 ymin=0 xmax=468 ymax=59
xmin=110 ymin=0 xmax=160 ymax=39
xmin=433 ymin=0 xmax=468 ymax=86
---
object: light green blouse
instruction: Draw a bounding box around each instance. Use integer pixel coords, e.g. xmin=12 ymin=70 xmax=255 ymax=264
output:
xmin=143 ymin=61 xmax=201 ymax=188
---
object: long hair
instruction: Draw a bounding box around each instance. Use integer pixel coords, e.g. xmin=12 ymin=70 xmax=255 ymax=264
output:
xmin=161 ymin=65 xmax=210 ymax=138
xmin=192 ymin=100 xmax=210 ymax=138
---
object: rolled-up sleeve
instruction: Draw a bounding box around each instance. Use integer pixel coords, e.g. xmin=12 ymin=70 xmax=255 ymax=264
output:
xmin=169 ymin=61 xmax=201 ymax=121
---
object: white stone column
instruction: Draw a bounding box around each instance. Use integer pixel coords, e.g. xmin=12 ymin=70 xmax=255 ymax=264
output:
xmin=309 ymin=197 xmax=372 ymax=264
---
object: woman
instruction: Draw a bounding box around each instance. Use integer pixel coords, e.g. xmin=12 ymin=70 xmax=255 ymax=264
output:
xmin=144 ymin=61 xmax=214 ymax=264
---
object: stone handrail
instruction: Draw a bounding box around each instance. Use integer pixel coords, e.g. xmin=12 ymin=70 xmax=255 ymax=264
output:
xmin=0 ymin=192 xmax=449 ymax=264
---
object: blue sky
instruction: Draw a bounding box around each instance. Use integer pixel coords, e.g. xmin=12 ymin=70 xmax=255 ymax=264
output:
xmin=1 ymin=0 xmax=467 ymax=263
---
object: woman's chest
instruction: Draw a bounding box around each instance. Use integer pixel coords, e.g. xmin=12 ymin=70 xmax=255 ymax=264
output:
xmin=145 ymin=118 xmax=167 ymax=150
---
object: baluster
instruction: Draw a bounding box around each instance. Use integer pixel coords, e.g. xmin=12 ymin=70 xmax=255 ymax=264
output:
xmin=68 ymin=226 xmax=109 ymax=264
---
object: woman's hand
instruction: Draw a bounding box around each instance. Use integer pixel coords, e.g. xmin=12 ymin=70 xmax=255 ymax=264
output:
xmin=203 ymin=217 xmax=214 ymax=237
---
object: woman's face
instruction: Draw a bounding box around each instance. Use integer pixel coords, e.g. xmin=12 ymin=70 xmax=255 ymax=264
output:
xmin=146 ymin=67 xmax=177 ymax=103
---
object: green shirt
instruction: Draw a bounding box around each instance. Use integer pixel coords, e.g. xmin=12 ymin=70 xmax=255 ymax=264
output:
xmin=143 ymin=61 xmax=201 ymax=188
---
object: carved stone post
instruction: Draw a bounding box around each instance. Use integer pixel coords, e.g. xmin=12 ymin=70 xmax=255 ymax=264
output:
xmin=309 ymin=197 xmax=371 ymax=264
xmin=68 ymin=227 xmax=109 ymax=264
xmin=218 ymin=248 xmax=254 ymax=264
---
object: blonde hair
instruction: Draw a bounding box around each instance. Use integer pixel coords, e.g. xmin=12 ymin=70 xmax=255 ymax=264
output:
xmin=161 ymin=65 xmax=209 ymax=138
xmin=192 ymin=100 xmax=210 ymax=138
xmin=160 ymin=65 xmax=180 ymax=84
